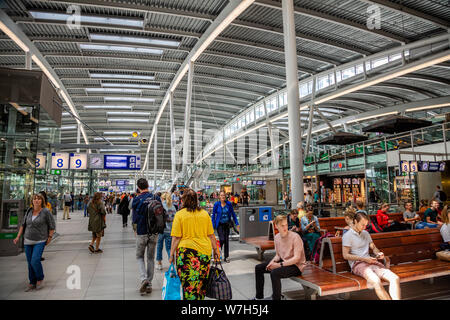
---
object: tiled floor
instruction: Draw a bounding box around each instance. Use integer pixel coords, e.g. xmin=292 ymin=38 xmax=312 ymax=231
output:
xmin=0 ymin=209 xmax=448 ymax=300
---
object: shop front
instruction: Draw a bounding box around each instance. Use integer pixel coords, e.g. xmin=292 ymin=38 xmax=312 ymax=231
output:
xmin=319 ymin=171 xmax=366 ymax=206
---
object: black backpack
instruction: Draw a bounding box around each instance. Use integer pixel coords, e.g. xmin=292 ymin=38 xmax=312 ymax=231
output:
xmin=365 ymin=217 xmax=383 ymax=233
xmin=146 ymin=199 xmax=167 ymax=235
xmin=439 ymin=190 xmax=447 ymax=202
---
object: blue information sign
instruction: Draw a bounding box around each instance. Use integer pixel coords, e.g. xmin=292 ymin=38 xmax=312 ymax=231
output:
xmin=104 ymin=155 xmax=141 ymax=170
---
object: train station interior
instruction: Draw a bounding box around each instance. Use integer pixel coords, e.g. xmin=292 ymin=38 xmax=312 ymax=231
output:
xmin=0 ymin=0 xmax=449 ymax=302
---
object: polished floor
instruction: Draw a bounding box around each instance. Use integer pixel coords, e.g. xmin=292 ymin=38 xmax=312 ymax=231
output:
xmin=0 ymin=209 xmax=449 ymax=300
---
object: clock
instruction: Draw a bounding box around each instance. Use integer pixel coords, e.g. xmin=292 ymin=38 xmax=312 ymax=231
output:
xmin=89 ymin=154 xmax=104 ymax=169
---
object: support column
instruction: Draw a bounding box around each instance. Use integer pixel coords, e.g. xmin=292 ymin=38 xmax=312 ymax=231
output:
xmin=76 ymin=124 xmax=80 ymax=153
xmin=169 ymin=91 xmax=176 ymax=181
xmin=282 ymin=0 xmax=304 ymax=207
xmin=154 ymin=128 xmax=157 ymax=191
xmin=25 ymin=51 xmax=32 ymax=70
xmin=182 ymin=60 xmax=194 ymax=175
xmin=2 ymin=107 xmax=18 ymax=199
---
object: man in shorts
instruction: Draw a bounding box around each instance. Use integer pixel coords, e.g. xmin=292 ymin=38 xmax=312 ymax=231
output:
xmin=342 ymin=211 xmax=401 ymax=300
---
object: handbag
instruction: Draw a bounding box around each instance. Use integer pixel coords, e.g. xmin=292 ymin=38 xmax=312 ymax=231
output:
xmin=162 ymin=263 xmax=183 ymax=300
xmin=206 ymin=260 xmax=232 ymax=300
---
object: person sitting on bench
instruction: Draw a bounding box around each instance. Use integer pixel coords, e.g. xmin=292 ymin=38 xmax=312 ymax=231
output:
xmin=342 ymin=211 xmax=401 ymax=300
xmin=376 ymin=203 xmax=408 ymax=232
xmin=440 ymin=206 xmax=450 ymax=250
xmin=287 ymin=209 xmax=301 ymax=234
xmin=403 ymin=201 xmax=421 ymax=230
xmin=253 ymin=215 xmax=306 ymax=300
xmin=301 ymin=205 xmax=321 ymax=255
xmin=416 ymin=200 xmax=443 ymax=229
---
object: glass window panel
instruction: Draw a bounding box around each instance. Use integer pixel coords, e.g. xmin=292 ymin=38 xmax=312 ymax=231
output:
xmin=355 ymin=64 xmax=364 ymax=74
xmin=372 ymin=57 xmax=388 ymax=68
xmin=341 ymin=67 xmax=355 ymax=80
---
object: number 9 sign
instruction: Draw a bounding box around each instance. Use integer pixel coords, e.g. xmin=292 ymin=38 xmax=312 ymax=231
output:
xmin=70 ymin=153 xmax=87 ymax=170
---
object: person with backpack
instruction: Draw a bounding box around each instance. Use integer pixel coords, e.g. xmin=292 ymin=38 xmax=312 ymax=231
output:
xmin=169 ymin=188 xmax=219 ymax=300
xmin=211 ymin=191 xmax=239 ymax=263
xmin=63 ymin=192 xmax=72 ymax=220
xmin=132 ymin=178 xmax=160 ymax=296
xmin=253 ymin=214 xmax=306 ymax=300
xmin=342 ymin=210 xmax=401 ymax=300
xmin=156 ymin=192 xmax=176 ymax=270
xmin=118 ymin=192 xmax=130 ymax=228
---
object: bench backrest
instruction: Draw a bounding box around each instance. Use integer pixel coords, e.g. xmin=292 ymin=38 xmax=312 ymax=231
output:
xmin=321 ymin=228 xmax=442 ymax=273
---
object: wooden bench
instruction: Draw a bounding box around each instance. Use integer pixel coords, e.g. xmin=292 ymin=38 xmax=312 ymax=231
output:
xmin=291 ymin=228 xmax=450 ymax=299
xmin=242 ymin=212 xmax=403 ymax=260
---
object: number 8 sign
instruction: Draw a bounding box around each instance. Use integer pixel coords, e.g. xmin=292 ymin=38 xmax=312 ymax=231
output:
xmin=51 ymin=153 xmax=69 ymax=169
xmin=400 ymin=160 xmax=410 ymax=173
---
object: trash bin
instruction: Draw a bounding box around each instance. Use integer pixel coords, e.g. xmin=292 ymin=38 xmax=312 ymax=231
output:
xmin=239 ymin=206 xmax=273 ymax=241
xmin=0 ymin=200 xmax=25 ymax=256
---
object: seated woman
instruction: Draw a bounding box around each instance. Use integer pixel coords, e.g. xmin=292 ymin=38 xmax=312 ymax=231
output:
xmin=300 ymin=205 xmax=321 ymax=256
xmin=376 ymin=203 xmax=408 ymax=232
xmin=440 ymin=206 xmax=450 ymax=250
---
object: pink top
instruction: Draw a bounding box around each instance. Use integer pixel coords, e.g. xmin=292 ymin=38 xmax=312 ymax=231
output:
xmin=274 ymin=231 xmax=307 ymax=272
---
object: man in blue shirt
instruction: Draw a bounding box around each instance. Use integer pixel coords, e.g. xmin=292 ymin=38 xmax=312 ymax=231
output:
xmin=132 ymin=178 xmax=157 ymax=296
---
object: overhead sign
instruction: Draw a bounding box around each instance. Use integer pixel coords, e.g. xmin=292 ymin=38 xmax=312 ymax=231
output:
xmin=104 ymin=155 xmax=141 ymax=170
xmin=35 ymin=153 xmax=46 ymax=169
xmin=400 ymin=160 xmax=410 ymax=173
xmin=70 ymin=153 xmax=87 ymax=170
xmin=409 ymin=161 xmax=418 ymax=172
xmin=50 ymin=169 xmax=61 ymax=175
xmin=115 ymin=180 xmax=129 ymax=186
xmin=51 ymin=152 xmax=69 ymax=169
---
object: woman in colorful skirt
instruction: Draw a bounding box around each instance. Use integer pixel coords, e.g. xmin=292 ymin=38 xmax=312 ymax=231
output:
xmin=169 ymin=188 xmax=220 ymax=300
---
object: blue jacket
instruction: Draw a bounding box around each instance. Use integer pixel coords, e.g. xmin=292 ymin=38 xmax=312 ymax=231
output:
xmin=212 ymin=201 xmax=239 ymax=229
xmin=132 ymin=192 xmax=153 ymax=235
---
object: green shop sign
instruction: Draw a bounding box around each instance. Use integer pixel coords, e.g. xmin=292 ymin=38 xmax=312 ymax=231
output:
xmin=355 ymin=146 xmax=364 ymax=155
xmin=36 ymin=169 xmax=46 ymax=175
xmin=319 ymin=153 xmax=329 ymax=161
xmin=0 ymin=233 xmax=17 ymax=240
xmin=50 ymin=169 xmax=61 ymax=175
xmin=304 ymin=155 xmax=314 ymax=164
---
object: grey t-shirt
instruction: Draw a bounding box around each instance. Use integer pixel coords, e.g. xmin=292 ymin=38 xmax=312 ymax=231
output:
xmin=22 ymin=208 xmax=55 ymax=245
xmin=440 ymin=223 xmax=450 ymax=243
xmin=342 ymin=228 xmax=372 ymax=269
xmin=403 ymin=210 xmax=418 ymax=220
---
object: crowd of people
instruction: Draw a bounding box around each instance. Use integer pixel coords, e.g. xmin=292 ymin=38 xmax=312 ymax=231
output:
xmin=10 ymin=182 xmax=450 ymax=301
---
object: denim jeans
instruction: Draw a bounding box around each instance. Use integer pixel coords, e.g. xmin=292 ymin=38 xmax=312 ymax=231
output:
xmin=415 ymin=222 xmax=438 ymax=229
xmin=156 ymin=232 xmax=172 ymax=262
xmin=24 ymin=242 xmax=46 ymax=285
xmin=136 ymin=234 xmax=157 ymax=283
xmin=84 ymin=204 xmax=88 ymax=217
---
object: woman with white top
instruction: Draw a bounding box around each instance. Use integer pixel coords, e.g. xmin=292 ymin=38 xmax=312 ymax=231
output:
xmin=440 ymin=206 xmax=450 ymax=250
xmin=13 ymin=194 xmax=55 ymax=291
xmin=156 ymin=192 xmax=177 ymax=270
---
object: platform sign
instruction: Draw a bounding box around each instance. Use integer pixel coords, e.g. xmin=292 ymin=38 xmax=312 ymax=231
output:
xmin=409 ymin=161 xmax=418 ymax=172
xmin=51 ymin=152 xmax=69 ymax=169
xmin=70 ymin=153 xmax=87 ymax=170
xmin=419 ymin=161 xmax=429 ymax=172
xmin=35 ymin=153 xmax=46 ymax=169
xmin=439 ymin=162 xmax=446 ymax=172
xmin=400 ymin=160 xmax=410 ymax=173
xmin=428 ymin=162 xmax=440 ymax=172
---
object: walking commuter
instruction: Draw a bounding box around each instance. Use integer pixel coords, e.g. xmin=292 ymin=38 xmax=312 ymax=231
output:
xmin=87 ymin=192 xmax=106 ymax=253
xmin=169 ymin=188 xmax=220 ymax=300
xmin=342 ymin=210 xmax=401 ymax=300
xmin=156 ymin=192 xmax=176 ymax=270
xmin=70 ymin=192 xmax=74 ymax=212
xmin=300 ymin=205 xmax=321 ymax=255
xmin=38 ymin=191 xmax=52 ymax=262
xmin=13 ymin=193 xmax=55 ymax=291
xmin=296 ymin=202 xmax=306 ymax=219
xmin=434 ymin=185 xmax=447 ymax=210
xmin=253 ymin=215 xmax=306 ymax=300
xmin=314 ymin=190 xmax=320 ymax=203
xmin=416 ymin=200 xmax=443 ymax=229
xmin=118 ymin=193 xmax=130 ymax=228
xmin=305 ymin=190 xmax=313 ymax=204
xmin=172 ymin=191 xmax=180 ymax=210
xmin=83 ymin=194 xmax=89 ymax=217
xmin=63 ymin=191 xmax=72 ymax=220
xmin=211 ymin=191 xmax=239 ymax=263
xmin=283 ymin=192 xmax=289 ymax=209
xmin=241 ymin=188 xmax=249 ymax=206
xmin=132 ymin=178 xmax=157 ymax=295
xmin=440 ymin=206 xmax=450 ymax=250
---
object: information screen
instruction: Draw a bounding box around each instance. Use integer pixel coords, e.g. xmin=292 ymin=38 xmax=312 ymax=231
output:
xmin=104 ymin=155 xmax=141 ymax=170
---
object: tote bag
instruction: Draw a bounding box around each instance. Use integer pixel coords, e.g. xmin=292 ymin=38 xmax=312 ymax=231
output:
xmin=162 ymin=263 xmax=183 ymax=300
xmin=206 ymin=260 xmax=232 ymax=300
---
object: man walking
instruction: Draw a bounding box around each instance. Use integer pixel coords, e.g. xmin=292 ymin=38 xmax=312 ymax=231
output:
xmin=63 ymin=192 xmax=72 ymax=220
xmin=132 ymin=178 xmax=157 ymax=295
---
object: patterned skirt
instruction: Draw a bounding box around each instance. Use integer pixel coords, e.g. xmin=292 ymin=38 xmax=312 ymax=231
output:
xmin=176 ymin=247 xmax=211 ymax=300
